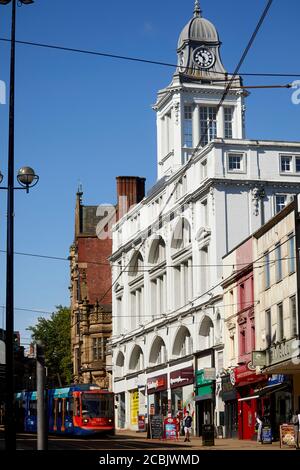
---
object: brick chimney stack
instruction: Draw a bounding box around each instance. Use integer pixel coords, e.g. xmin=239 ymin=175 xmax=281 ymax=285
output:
xmin=116 ymin=176 xmax=146 ymax=221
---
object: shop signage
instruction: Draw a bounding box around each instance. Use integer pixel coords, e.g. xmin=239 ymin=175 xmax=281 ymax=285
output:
xmin=234 ymin=363 xmax=267 ymax=387
xmin=203 ymin=367 xmax=216 ymax=381
xmin=195 ymin=370 xmax=213 ymax=401
xmin=280 ymin=424 xmax=296 ymax=448
xmin=221 ymin=374 xmax=237 ymax=401
xmin=252 ymin=351 xmax=266 ymax=367
xmin=170 ymin=366 xmax=194 ymax=389
xmin=196 ymin=370 xmax=212 ymax=386
xmin=147 ymin=374 xmax=167 ymax=394
xmin=149 ymin=414 xmax=164 ymax=439
xmin=261 ymin=426 xmax=272 ymax=444
xmin=267 ymin=338 xmax=294 ymax=366
xmin=138 ymin=414 xmax=146 ymax=432
xmin=164 ymin=417 xmax=178 ymax=440
xmin=130 ymin=390 xmax=139 ymax=426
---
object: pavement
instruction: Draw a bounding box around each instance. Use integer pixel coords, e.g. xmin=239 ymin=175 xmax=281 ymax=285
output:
xmin=115 ymin=429 xmax=287 ymax=451
xmin=0 ymin=426 xmax=297 ymax=451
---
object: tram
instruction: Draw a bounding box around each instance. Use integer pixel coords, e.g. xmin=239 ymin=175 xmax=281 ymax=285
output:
xmin=15 ymin=384 xmax=114 ymax=436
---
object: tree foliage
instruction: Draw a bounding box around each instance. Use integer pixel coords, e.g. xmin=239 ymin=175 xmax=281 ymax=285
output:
xmin=28 ymin=305 xmax=72 ymax=387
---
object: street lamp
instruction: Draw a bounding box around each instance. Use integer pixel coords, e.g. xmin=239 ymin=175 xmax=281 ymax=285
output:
xmin=0 ymin=0 xmax=36 ymax=450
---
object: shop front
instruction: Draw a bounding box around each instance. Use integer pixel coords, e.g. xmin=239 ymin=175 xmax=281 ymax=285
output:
xmin=170 ymin=366 xmax=194 ymax=419
xmin=195 ymin=369 xmax=214 ymax=437
xmin=147 ymin=374 xmax=168 ymax=417
xmin=234 ymin=363 xmax=268 ymax=440
xmin=254 ymin=374 xmax=292 ymax=441
xmin=221 ymin=372 xmax=238 ymax=438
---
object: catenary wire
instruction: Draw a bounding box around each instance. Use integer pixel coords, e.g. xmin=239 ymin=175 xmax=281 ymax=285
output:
xmin=0 ymin=35 xmax=298 ymax=78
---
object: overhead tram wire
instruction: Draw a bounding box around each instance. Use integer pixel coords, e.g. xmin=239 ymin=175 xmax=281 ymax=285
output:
xmin=0 ymin=32 xmax=299 ymax=79
xmin=0 ymin=246 xmax=296 ymax=269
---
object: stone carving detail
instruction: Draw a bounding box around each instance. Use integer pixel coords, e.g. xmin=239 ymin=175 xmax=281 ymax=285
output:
xmin=252 ymin=187 xmax=265 ymax=216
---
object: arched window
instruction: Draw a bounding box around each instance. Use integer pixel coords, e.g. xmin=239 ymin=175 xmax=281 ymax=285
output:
xmin=128 ymin=345 xmax=144 ymax=372
xmin=149 ymin=336 xmax=167 ymax=366
xmin=199 ymin=315 xmax=214 ymax=349
xmin=129 ymin=251 xmax=144 ymax=278
xmin=149 ymin=237 xmax=167 ymax=317
xmin=148 ymin=237 xmax=166 ymax=265
xmin=216 ymin=311 xmax=222 ymax=343
xmin=172 ymin=326 xmax=193 ymax=358
xmin=171 ymin=218 xmax=191 ymax=251
xmin=115 ymin=351 xmax=125 ymax=378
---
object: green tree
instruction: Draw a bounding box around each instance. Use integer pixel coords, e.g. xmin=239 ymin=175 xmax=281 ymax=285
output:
xmin=28 ymin=305 xmax=72 ymax=387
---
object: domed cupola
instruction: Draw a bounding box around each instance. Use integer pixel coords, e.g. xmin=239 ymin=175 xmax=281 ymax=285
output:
xmin=177 ymin=1 xmax=227 ymax=80
xmin=178 ymin=2 xmax=219 ymax=49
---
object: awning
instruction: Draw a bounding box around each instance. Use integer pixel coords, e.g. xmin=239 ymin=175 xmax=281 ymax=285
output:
xmin=256 ymin=382 xmax=290 ymax=396
xmin=238 ymin=395 xmax=259 ymax=402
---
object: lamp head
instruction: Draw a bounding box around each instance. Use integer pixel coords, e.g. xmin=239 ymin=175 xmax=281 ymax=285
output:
xmin=17 ymin=166 xmax=39 ymax=190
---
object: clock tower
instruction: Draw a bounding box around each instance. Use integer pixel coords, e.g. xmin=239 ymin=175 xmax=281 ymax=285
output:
xmin=154 ymin=1 xmax=247 ymax=179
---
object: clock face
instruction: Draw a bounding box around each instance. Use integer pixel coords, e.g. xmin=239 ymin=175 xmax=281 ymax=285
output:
xmin=193 ymin=47 xmax=215 ymax=69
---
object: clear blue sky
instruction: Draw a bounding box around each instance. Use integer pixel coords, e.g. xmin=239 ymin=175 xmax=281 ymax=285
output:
xmin=0 ymin=0 xmax=299 ymax=345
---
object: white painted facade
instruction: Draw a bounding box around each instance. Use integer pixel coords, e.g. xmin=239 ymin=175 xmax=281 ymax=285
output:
xmin=110 ymin=3 xmax=300 ymax=431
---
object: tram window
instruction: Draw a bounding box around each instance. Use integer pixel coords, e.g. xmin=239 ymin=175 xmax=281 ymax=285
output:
xmin=58 ymin=399 xmax=62 ymax=419
xmin=75 ymin=397 xmax=80 ymax=417
xmin=66 ymin=398 xmax=74 ymax=417
xmin=29 ymin=401 xmax=37 ymax=417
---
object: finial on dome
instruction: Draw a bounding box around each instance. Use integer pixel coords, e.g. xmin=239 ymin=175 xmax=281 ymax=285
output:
xmin=194 ymin=0 xmax=202 ymax=17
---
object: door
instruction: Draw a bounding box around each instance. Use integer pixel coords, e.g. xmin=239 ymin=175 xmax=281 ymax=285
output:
xmin=241 ymin=399 xmax=256 ymax=440
xmin=118 ymin=393 xmax=125 ymax=429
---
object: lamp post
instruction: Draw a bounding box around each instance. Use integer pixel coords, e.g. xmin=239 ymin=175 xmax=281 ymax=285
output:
xmin=0 ymin=0 xmax=36 ymax=450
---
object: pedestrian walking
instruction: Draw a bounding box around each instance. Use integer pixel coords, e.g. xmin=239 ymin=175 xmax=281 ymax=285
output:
xmin=255 ymin=413 xmax=263 ymax=443
xmin=183 ymin=410 xmax=192 ymax=442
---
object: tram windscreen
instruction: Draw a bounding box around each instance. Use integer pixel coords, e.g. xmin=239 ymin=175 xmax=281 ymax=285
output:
xmin=81 ymin=393 xmax=114 ymax=418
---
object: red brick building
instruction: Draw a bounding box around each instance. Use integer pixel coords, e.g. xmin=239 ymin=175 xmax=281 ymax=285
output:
xmin=70 ymin=177 xmax=145 ymax=388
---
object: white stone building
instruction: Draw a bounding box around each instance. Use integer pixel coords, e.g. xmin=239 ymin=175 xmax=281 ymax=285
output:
xmin=110 ymin=1 xmax=300 ymax=433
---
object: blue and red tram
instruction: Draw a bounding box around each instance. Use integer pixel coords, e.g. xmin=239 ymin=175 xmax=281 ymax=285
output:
xmin=15 ymin=384 xmax=114 ymax=436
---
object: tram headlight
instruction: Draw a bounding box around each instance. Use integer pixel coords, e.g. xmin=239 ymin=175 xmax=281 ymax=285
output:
xmin=83 ymin=418 xmax=89 ymax=424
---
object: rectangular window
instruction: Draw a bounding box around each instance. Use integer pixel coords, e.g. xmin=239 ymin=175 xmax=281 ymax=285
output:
xmin=184 ymin=105 xmax=193 ymax=147
xmin=239 ymin=283 xmax=245 ymax=310
xmin=201 ymin=199 xmax=208 ymax=226
xmin=280 ymin=155 xmax=292 ymax=172
xmin=265 ymin=309 xmax=272 ymax=347
xmin=200 ymin=106 xmax=217 ymax=145
xmin=296 ymin=157 xmax=300 ymax=172
xmin=240 ymin=329 xmax=246 ymax=355
xmin=275 ymin=243 xmax=282 ymax=282
xmin=93 ymin=337 xmax=107 ymax=361
xmin=224 ymin=107 xmax=233 ymax=138
xmin=290 ymin=295 xmax=297 ymax=336
xmin=277 ymin=303 xmax=284 ymax=341
xmin=228 ymin=153 xmax=244 ymax=172
xmin=288 ymin=233 xmax=295 ymax=274
xmin=201 ymin=159 xmax=207 ymax=179
xmin=275 ymin=195 xmax=287 ymax=214
xmin=264 ymin=251 xmax=270 ymax=289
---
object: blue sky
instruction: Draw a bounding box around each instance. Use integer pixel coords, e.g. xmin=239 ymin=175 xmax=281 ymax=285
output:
xmin=0 ymin=0 xmax=299 ymax=345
